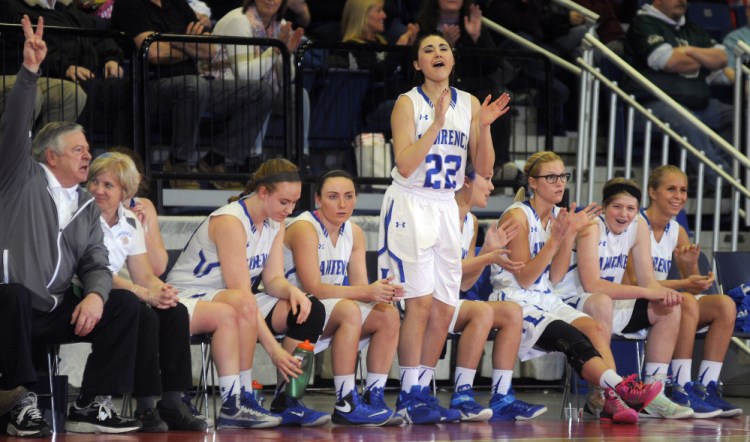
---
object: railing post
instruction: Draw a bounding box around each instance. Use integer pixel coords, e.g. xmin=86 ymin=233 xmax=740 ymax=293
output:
xmin=641 ymin=110 xmax=653 ymax=208
xmin=695 ymin=157 xmax=705 ymax=246
xmin=587 ymin=71 xmax=601 ymax=204
xmin=606 ymin=87 xmax=617 ymax=180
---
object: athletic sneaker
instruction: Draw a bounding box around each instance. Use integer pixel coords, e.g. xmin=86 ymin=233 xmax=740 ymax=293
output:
xmin=395 ymin=386 xmax=441 ymax=425
xmin=157 ymin=400 xmax=208 ymax=431
xmin=639 ymin=392 xmax=694 ymax=419
xmin=488 ymin=389 xmax=548 ymax=422
xmin=420 ymin=387 xmax=461 ymax=423
xmin=135 ymin=408 xmax=168 ymax=432
xmin=65 ymin=396 xmax=141 ymax=434
xmin=704 ymin=381 xmax=743 ymax=418
xmin=270 ymin=393 xmax=331 ymax=427
xmin=363 ymin=387 xmax=402 ymax=426
xmin=216 ymin=392 xmax=281 ymax=429
xmin=668 ymin=381 xmax=722 ymax=419
xmin=5 ymin=392 xmax=51 ymax=438
xmin=181 ymin=391 xmax=214 ymax=428
xmin=449 ymin=385 xmax=492 ymax=422
xmin=332 ymin=390 xmax=391 ymax=426
xmin=614 ymin=374 xmax=662 ymax=410
xmin=601 ymin=388 xmax=638 ymax=424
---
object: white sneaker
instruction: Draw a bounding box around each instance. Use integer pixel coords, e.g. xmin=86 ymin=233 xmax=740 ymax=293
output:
xmin=639 ymin=392 xmax=694 ymax=419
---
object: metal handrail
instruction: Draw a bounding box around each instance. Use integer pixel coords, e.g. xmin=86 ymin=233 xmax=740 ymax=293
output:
xmin=577 ymin=58 xmax=750 ymax=200
xmin=551 ymin=0 xmax=601 ymax=23
xmin=583 ymin=33 xmax=750 ymax=170
xmin=481 ymin=17 xmax=582 ymax=75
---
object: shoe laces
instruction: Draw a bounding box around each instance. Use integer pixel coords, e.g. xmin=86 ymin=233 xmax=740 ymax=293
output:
xmin=94 ymin=396 xmax=116 ymax=421
xmin=366 ymin=387 xmax=386 ymax=407
xmin=16 ymin=392 xmax=43 ymax=421
xmin=605 ymin=390 xmax=630 ymax=414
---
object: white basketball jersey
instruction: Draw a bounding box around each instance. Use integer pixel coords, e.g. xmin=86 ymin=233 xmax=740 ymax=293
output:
xmin=461 ymin=213 xmax=475 ymax=259
xmin=391 ymin=86 xmax=472 ymax=197
xmin=167 ymin=197 xmax=280 ymax=290
xmin=596 ymin=215 xmax=639 ymax=284
xmin=284 ymin=210 xmax=353 ymax=288
xmin=491 ymin=201 xmax=560 ymax=294
xmin=640 ymin=210 xmax=678 ymax=281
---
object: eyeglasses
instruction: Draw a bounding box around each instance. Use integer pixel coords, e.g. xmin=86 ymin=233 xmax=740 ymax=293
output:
xmin=532 ymin=173 xmax=571 ymax=184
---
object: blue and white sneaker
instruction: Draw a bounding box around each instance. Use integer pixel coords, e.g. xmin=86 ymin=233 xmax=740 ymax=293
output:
xmin=420 ymin=387 xmax=461 ymax=423
xmin=395 ymin=386 xmax=441 ymax=425
xmin=704 ymin=381 xmax=743 ymax=418
xmin=363 ymin=387 xmax=402 ymax=426
xmin=216 ymin=393 xmax=281 ymax=429
xmin=670 ymin=382 xmax=722 ymax=419
xmin=449 ymin=385 xmax=492 ymax=422
xmin=332 ymin=390 xmax=391 ymax=426
xmin=489 ymin=389 xmax=548 ymax=422
xmin=270 ymin=393 xmax=331 ymax=427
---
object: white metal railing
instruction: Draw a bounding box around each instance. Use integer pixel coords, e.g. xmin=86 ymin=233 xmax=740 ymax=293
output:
xmin=577 ymin=34 xmax=750 ymax=254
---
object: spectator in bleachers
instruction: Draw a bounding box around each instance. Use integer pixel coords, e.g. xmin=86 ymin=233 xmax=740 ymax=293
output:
xmin=336 ymin=0 xmax=418 ymax=134
xmin=306 ymin=0 xmax=346 ymax=41
xmin=624 ymin=165 xmax=742 ymax=418
xmin=111 ymin=0 xmax=272 ymax=190
xmin=573 ymin=0 xmax=626 ymax=54
xmin=0 ymin=1 xmax=86 ymax=136
xmin=416 ymin=0 xmax=514 ymax=166
xmin=383 ymin=0 xmax=422 ymax=44
xmin=623 ymin=0 xmax=733 ymax=183
xmin=188 ymin=0 xmax=214 ymax=29
xmin=283 ymin=170 xmax=402 ymax=426
xmin=721 ymin=2 xmax=750 ymax=83
xmin=212 ymin=0 xmax=309 ymax=159
xmin=7 ymin=0 xmax=134 ymax=147
xmin=0 ymin=16 xmax=141 ymax=436
xmin=87 ymin=152 xmax=208 ymax=432
xmin=481 ymin=0 xmax=574 ymax=136
xmin=554 ymin=177 xmax=694 ymax=420
xmin=450 ymin=160 xmax=548 ymax=422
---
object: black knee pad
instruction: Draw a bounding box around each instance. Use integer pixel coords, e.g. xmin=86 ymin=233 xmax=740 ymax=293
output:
xmin=537 ymin=320 xmax=601 ymax=376
xmin=285 ymin=295 xmax=325 ymax=343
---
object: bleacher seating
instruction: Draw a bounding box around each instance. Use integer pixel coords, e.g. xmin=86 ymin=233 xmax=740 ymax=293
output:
xmin=686 ymin=2 xmax=734 ymax=41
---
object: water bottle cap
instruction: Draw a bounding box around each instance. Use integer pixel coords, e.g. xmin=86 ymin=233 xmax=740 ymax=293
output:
xmin=252 ymin=380 xmax=263 ymax=389
xmin=297 ymin=339 xmax=315 ymax=351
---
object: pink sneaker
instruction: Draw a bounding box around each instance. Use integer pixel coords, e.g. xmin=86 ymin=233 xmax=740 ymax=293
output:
xmin=615 ymin=375 xmax=662 ymax=410
xmin=602 ymin=388 xmax=638 ymax=424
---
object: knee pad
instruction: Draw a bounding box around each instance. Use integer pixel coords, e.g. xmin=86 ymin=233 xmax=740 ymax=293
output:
xmin=285 ymin=295 xmax=325 ymax=343
xmin=538 ymin=320 xmax=601 ymax=376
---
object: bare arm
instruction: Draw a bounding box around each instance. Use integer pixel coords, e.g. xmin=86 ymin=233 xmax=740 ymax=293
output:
xmin=286 ymin=222 xmax=402 ymax=303
xmin=130 ymin=198 xmax=168 ymax=276
xmin=262 ymin=223 xmax=312 ymax=323
xmin=683 ymin=46 xmax=728 ymax=70
xmin=391 ymin=91 xmax=447 ymax=178
xmin=502 ymin=208 xmax=564 ymax=290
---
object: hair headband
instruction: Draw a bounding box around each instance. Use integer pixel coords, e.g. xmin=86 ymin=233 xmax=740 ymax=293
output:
xmin=258 ymin=171 xmax=301 ymax=185
xmin=603 ymin=182 xmax=641 ymax=203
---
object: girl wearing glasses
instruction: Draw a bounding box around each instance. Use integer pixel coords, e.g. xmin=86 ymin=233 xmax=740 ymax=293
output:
xmin=490 ymin=151 xmax=662 ymax=424
xmin=555 ymin=177 xmax=693 ymax=419
xmin=623 ymin=165 xmax=740 ymax=418
xmin=377 ymin=32 xmax=510 ymax=424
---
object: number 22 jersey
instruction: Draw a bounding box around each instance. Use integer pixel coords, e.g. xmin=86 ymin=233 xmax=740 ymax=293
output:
xmin=391 ymin=86 xmax=472 ymax=197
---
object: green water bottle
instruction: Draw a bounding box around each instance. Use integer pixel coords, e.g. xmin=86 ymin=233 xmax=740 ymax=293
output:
xmin=285 ymin=340 xmax=315 ymax=399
